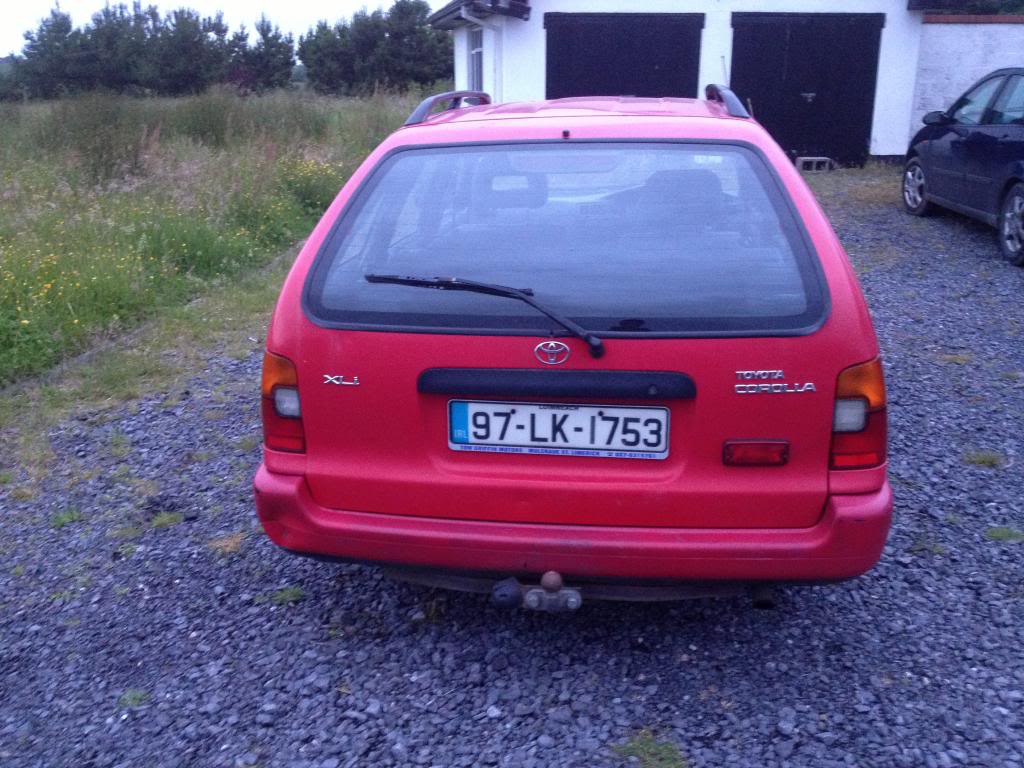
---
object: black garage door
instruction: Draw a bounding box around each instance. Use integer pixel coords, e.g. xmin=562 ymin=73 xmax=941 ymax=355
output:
xmin=545 ymin=13 xmax=703 ymax=100
xmin=730 ymin=13 xmax=884 ymax=165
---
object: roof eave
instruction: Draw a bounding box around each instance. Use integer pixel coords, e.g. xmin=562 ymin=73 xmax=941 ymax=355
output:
xmin=429 ymin=1 xmax=531 ymax=30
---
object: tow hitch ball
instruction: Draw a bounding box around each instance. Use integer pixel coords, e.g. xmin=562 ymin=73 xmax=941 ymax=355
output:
xmin=491 ymin=571 xmax=582 ymax=613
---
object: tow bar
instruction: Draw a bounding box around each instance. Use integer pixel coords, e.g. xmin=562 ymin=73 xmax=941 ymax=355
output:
xmin=491 ymin=571 xmax=582 ymax=613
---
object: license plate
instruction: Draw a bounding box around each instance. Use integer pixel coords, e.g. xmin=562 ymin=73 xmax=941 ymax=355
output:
xmin=448 ymin=400 xmax=669 ymax=460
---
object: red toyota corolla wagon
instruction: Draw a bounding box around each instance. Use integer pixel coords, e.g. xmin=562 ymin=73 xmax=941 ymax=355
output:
xmin=255 ymin=87 xmax=892 ymax=610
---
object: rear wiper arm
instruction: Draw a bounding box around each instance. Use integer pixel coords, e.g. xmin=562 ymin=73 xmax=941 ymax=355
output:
xmin=364 ymin=274 xmax=605 ymax=359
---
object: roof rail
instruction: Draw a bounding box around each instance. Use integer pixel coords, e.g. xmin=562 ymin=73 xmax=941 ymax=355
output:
xmin=404 ymin=90 xmax=492 ymax=126
xmin=704 ymin=84 xmax=750 ymax=119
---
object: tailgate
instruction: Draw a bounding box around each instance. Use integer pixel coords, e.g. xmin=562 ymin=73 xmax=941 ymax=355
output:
xmin=299 ymin=330 xmax=837 ymax=529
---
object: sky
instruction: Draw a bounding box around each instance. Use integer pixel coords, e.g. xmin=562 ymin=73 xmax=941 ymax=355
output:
xmin=1 ymin=0 xmax=440 ymax=57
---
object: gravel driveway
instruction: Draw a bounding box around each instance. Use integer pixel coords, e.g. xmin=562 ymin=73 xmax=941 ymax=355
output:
xmin=2 ymin=168 xmax=1023 ymax=768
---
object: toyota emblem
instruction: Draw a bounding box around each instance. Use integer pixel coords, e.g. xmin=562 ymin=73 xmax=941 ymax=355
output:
xmin=534 ymin=340 xmax=571 ymax=365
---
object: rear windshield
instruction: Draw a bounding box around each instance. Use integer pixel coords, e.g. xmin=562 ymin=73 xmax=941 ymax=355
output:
xmin=304 ymin=142 xmax=827 ymax=336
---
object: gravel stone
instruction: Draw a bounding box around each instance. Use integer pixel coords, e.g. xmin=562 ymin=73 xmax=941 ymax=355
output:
xmin=1 ymin=170 xmax=1023 ymax=767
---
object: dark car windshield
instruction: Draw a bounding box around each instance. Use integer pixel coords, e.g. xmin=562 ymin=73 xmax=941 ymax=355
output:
xmin=304 ymin=142 xmax=827 ymax=336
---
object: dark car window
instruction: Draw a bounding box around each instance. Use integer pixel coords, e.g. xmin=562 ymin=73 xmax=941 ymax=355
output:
xmin=950 ymin=77 xmax=1005 ymax=125
xmin=305 ymin=143 xmax=827 ymax=337
xmin=991 ymin=75 xmax=1024 ymax=125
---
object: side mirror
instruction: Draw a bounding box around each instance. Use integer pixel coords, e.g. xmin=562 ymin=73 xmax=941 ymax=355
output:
xmin=923 ymin=110 xmax=951 ymax=126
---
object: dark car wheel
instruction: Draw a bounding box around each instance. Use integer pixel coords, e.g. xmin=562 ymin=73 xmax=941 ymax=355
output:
xmin=999 ymin=183 xmax=1024 ymax=266
xmin=902 ymin=159 xmax=932 ymax=216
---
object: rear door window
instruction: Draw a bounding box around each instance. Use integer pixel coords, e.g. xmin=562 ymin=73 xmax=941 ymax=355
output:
xmin=305 ymin=143 xmax=827 ymax=336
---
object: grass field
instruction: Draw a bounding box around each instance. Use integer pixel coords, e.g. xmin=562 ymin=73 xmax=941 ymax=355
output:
xmin=0 ymin=88 xmax=418 ymax=385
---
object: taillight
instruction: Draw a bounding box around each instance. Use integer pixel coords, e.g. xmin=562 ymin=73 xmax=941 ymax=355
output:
xmin=830 ymin=358 xmax=886 ymax=470
xmin=261 ymin=351 xmax=305 ymax=452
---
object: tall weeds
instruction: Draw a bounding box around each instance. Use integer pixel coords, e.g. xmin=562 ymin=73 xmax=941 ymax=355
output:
xmin=0 ymin=89 xmax=416 ymax=384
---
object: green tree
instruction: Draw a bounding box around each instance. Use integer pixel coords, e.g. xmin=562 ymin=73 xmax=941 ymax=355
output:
xmin=227 ymin=17 xmax=294 ymax=92
xmin=381 ymin=0 xmax=452 ymax=87
xmin=300 ymin=0 xmax=450 ymax=94
xmin=249 ymin=16 xmax=295 ymax=91
xmin=298 ymin=21 xmax=355 ymax=94
xmin=348 ymin=9 xmax=389 ymax=90
xmin=224 ymin=26 xmax=253 ymax=90
xmin=0 ymin=56 xmax=21 ymax=100
xmin=11 ymin=1 xmax=440 ymax=98
xmin=19 ymin=9 xmax=93 ymax=97
xmin=82 ymin=3 xmax=156 ymax=92
xmin=150 ymin=9 xmax=228 ymax=95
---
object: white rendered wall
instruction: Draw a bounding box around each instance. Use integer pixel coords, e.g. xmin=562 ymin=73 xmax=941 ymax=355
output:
xmin=453 ymin=0 xmax=924 ymax=156
xmin=912 ymin=21 xmax=1024 ymax=130
xmin=452 ymin=20 xmax=504 ymax=99
xmin=453 ymin=26 xmax=469 ymax=91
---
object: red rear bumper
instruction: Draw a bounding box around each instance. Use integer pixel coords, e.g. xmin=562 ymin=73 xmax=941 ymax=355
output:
xmin=254 ymin=464 xmax=892 ymax=582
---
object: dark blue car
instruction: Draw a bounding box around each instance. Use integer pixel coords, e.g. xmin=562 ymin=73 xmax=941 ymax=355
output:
xmin=903 ymin=67 xmax=1024 ymax=265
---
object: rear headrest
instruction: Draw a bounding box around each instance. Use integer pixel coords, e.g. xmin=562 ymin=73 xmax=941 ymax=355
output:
xmin=644 ymin=169 xmax=723 ymax=199
xmin=473 ymin=170 xmax=548 ymax=210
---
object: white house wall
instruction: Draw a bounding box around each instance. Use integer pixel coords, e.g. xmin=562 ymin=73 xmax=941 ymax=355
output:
xmin=453 ymin=26 xmax=469 ymax=91
xmin=912 ymin=20 xmax=1024 ymax=127
xmin=456 ymin=0 xmax=924 ymax=157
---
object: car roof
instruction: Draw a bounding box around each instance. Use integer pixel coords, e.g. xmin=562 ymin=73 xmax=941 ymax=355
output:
xmin=403 ymin=96 xmax=742 ymax=128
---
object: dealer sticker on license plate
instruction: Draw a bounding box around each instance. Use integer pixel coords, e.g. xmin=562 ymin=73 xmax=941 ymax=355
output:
xmin=448 ymin=400 xmax=669 ymax=460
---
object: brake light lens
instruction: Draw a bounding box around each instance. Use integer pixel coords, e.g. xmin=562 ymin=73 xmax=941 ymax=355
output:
xmin=831 ymin=358 xmax=886 ymax=470
xmin=261 ymin=351 xmax=305 ymax=452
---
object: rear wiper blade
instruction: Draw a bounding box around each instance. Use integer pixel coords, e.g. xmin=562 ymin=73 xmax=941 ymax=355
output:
xmin=364 ymin=274 xmax=605 ymax=359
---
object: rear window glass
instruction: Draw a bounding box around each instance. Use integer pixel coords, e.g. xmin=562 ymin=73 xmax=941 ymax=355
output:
xmin=305 ymin=142 xmax=827 ymax=336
